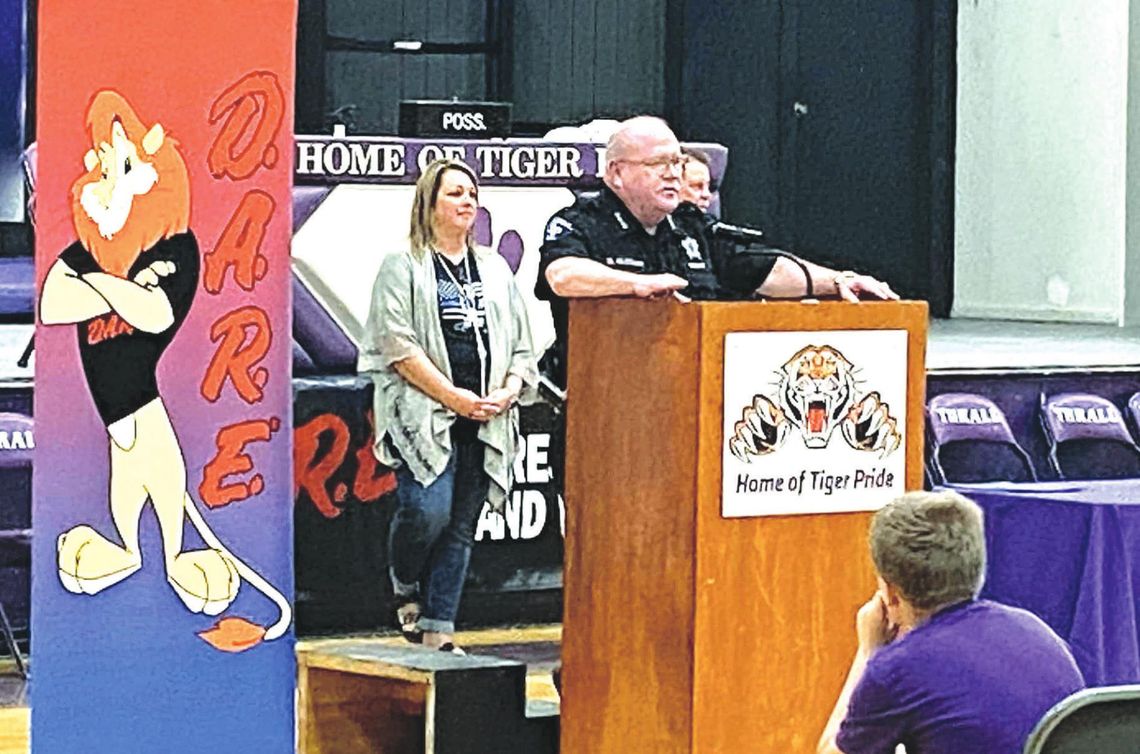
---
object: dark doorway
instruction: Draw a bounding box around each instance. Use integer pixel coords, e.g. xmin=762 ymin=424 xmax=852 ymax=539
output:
xmin=671 ymin=0 xmax=954 ymax=312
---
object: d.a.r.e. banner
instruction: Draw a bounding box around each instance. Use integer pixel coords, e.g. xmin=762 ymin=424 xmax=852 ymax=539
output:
xmin=33 ymin=2 xmax=296 ymax=750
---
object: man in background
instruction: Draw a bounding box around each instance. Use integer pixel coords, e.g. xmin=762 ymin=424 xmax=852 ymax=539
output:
xmin=679 ymin=146 xmax=713 ymax=212
xmin=817 ymin=491 xmax=1084 ymax=754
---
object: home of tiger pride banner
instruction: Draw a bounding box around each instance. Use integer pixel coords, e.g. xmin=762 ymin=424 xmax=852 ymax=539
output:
xmin=33 ymin=2 xmax=297 ymax=750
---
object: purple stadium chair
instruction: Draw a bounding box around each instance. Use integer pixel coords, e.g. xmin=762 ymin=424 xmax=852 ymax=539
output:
xmin=0 ymin=256 xmax=34 ymax=320
xmin=0 ymin=412 xmax=32 ymax=470
xmin=1127 ymin=392 xmax=1140 ymax=442
xmin=926 ymin=393 xmax=1037 ymax=484
xmin=1041 ymin=393 xmax=1140 ymax=480
xmin=1024 ymin=685 xmax=1140 ymax=754
xmin=0 ymin=412 xmax=31 ymax=678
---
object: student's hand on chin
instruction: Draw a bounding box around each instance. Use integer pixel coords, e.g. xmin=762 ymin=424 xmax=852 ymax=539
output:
xmin=856 ymin=593 xmax=894 ymax=652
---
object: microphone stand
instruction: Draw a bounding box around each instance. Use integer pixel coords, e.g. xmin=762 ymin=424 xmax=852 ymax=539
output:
xmin=708 ymin=221 xmax=814 ymax=298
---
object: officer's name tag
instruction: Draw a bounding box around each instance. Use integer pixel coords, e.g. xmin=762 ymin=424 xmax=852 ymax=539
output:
xmin=687 ymin=260 xmax=708 ymax=270
xmin=606 ymin=256 xmax=645 ymax=269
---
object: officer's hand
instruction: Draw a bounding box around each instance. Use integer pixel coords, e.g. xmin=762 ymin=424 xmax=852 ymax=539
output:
xmin=837 ymin=273 xmax=899 ymax=302
xmin=632 ymin=273 xmax=689 ymax=299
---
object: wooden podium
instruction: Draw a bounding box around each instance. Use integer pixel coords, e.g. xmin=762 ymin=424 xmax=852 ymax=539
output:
xmin=560 ymin=299 xmax=927 ymax=753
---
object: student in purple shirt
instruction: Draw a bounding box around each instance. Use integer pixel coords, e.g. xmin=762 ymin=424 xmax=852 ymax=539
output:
xmin=817 ymin=491 xmax=1085 ymax=754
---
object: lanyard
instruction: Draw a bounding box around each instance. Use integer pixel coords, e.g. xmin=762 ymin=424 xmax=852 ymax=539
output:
xmin=435 ymin=249 xmax=488 ymax=396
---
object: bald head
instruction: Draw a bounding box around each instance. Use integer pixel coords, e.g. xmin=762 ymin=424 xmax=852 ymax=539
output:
xmin=606 ymin=116 xmax=678 ymax=162
xmin=603 ymin=116 xmax=684 ymax=228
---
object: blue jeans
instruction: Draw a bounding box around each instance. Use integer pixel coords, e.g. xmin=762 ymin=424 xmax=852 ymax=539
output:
xmin=389 ymin=439 xmax=488 ymax=633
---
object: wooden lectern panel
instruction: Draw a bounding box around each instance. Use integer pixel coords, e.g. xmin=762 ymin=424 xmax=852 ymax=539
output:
xmin=562 ymin=299 xmax=928 ymax=754
xmin=692 ymin=301 xmax=926 ymax=753
xmin=563 ymin=300 xmax=701 ymax=753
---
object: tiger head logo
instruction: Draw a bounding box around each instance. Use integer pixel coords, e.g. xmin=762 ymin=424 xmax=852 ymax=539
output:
xmin=729 ymin=344 xmax=901 ymax=462
xmin=779 ymin=346 xmax=857 ymax=449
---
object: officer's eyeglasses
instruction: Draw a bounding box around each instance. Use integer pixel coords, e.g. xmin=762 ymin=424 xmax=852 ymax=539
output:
xmin=618 ymin=155 xmax=686 ymax=175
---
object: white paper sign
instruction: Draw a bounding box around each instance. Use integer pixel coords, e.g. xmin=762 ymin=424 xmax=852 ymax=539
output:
xmin=722 ymin=330 xmax=908 ymax=517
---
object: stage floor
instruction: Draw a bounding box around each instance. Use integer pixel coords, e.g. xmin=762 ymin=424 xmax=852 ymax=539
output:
xmin=928 ymin=318 xmax=1140 ymax=374
xmin=0 ymin=625 xmax=562 ymax=754
xmin=0 ymin=664 xmax=26 ymax=754
xmin=302 ymin=622 xmax=562 ymax=708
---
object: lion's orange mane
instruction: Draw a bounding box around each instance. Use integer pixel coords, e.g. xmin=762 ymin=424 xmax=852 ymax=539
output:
xmin=70 ymin=90 xmax=191 ymax=278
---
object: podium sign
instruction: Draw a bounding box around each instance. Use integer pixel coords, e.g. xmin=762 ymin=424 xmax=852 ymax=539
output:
xmin=722 ymin=329 xmax=908 ymax=517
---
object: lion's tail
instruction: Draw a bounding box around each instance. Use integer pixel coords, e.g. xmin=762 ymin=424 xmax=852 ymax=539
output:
xmin=183 ymin=493 xmax=292 ymax=641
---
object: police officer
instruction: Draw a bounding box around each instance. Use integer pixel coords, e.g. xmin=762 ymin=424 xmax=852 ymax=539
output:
xmin=535 ymin=115 xmax=897 ymax=387
xmin=536 ymin=115 xmax=897 ymax=696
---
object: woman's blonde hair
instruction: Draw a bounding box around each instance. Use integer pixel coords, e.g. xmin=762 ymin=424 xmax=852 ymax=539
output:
xmin=409 ymin=158 xmax=480 ymax=259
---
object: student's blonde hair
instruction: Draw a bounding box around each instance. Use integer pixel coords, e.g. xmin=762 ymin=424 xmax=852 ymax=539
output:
xmin=870 ymin=490 xmax=986 ymax=611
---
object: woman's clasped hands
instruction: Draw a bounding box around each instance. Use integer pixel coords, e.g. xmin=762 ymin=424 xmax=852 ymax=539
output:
xmin=451 ymin=386 xmax=517 ymax=422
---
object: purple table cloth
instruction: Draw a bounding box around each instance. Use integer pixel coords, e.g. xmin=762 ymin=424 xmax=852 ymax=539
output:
xmin=948 ymin=480 xmax=1140 ymax=686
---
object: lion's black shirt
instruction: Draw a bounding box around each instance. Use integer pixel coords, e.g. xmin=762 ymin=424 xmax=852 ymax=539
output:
xmin=59 ymin=232 xmax=199 ymax=425
xmin=535 ymin=189 xmax=776 ymax=386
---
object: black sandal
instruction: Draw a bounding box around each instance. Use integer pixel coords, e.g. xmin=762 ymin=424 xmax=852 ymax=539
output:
xmin=437 ymin=642 xmax=466 ymax=655
xmin=394 ymin=594 xmax=423 ymax=644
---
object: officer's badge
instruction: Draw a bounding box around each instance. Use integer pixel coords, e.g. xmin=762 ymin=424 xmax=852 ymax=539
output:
xmin=682 ymin=236 xmax=702 ymax=261
xmin=545 ymin=216 xmax=574 ymax=241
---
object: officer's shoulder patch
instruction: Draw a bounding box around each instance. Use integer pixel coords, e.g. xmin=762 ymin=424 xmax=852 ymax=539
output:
xmin=545 ymin=215 xmax=575 ymax=242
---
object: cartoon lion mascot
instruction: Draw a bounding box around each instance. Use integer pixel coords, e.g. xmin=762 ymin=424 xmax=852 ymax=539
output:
xmin=39 ymin=90 xmax=288 ymax=648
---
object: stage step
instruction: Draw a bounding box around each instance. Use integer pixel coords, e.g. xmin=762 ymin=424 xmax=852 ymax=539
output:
xmin=298 ymin=639 xmax=559 ymax=754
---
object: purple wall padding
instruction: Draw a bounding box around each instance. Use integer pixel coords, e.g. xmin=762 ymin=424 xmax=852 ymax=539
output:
xmin=497 ymin=230 xmax=524 ymax=273
xmin=474 ymin=206 xmax=492 ymax=247
xmin=292 ymin=339 xmax=317 ymax=375
xmin=293 ymin=185 xmax=333 ymax=233
xmin=292 ymin=273 xmax=359 ymax=372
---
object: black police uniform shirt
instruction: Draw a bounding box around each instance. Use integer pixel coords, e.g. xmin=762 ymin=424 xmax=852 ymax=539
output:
xmin=535 ymin=187 xmax=776 ymax=386
xmin=59 ymin=231 xmax=200 ymax=426
xmin=672 ymin=201 xmax=786 ymax=299
xmin=434 ymin=250 xmax=489 ymax=441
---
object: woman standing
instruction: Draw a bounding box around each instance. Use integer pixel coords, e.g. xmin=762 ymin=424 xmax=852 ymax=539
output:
xmin=360 ymin=158 xmax=537 ymax=653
